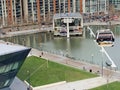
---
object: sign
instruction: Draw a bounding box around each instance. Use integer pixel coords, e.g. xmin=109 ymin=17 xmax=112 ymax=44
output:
xmin=63 ymin=18 xmax=73 ymax=23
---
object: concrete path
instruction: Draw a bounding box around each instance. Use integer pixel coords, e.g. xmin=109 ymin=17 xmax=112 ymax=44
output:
xmin=33 ymin=77 xmax=117 ymax=90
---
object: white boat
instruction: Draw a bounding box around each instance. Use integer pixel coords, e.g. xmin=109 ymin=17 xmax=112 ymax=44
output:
xmin=53 ymin=13 xmax=83 ymax=37
xmin=96 ymin=29 xmax=115 ymax=46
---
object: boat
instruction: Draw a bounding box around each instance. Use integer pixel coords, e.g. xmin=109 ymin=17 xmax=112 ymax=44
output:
xmin=96 ymin=29 xmax=115 ymax=46
xmin=59 ymin=30 xmax=67 ymax=36
xmin=53 ymin=13 xmax=83 ymax=37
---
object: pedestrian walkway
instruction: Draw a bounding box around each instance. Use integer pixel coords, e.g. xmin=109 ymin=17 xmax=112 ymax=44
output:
xmin=33 ymin=77 xmax=117 ymax=90
xmin=83 ymin=20 xmax=120 ymax=26
xmin=29 ymin=48 xmax=120 ymax=90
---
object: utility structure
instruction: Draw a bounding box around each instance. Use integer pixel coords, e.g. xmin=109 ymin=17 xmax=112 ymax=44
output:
xmin=53 ymin=13 xmax=83 ymax=37
xmin=87 ymin=26 xmax=116 ymax=77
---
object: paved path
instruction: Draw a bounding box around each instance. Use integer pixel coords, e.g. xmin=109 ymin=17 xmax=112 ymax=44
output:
xmin=1 ymin=20 xmax=120 ymax=38
xmin=29 ymin=48 xmax=120 ymax=90
xmin=33 ymin=77 xmax=116 ymax=90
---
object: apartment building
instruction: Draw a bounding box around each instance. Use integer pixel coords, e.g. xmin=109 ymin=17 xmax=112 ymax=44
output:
xmin=22 ymin=0 xmax=83 ymax=24
xmin=23 ymin=0 xmax=109 ymax=24
xmin=0 ymin=0 xmax=110 ymax=27
xmin=109 ymin=0 xmax=120 ymax=10
xmin=83 ymin=0 xmax=109 ymax=14
xmin=0 ymin=0 xmax=22 ymax=27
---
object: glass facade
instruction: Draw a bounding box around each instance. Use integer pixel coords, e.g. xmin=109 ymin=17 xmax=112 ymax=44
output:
xmin=0 ymin=48 xmax=31 ymax=89
xmin=0 ymin=0 xmax=110 ymax=26
xmin=25 ymin=0 xmax=82 ymax=22
xmin=85 ymin=0 xmax=107 ymax=13
xmin=76 ymin=0 xmax=80 ymax=12
xmin=109 ymin=0 xmax=120 ymax=10
xmin=0 ymin=0 xmax=22 ymax=26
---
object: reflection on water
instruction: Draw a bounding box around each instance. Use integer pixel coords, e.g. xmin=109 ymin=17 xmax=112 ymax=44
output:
xmin=1 ymin=25 xmax=120 ymax=70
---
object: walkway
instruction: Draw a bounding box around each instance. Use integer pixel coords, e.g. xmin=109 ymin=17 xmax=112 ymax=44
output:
xmin=83 ymin=20 xmax=120 ymax=26
xmin=1 ymin=19 xmax=120 ymax=38
xmin=29 ymin=48 xmax=120 ymax=90
xmin=33 ymin=77 xmax=116 ymax=90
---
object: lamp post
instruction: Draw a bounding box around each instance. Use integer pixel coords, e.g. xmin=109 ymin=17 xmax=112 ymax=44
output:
xmin=91 ymin=54 xmax=94 ymax=64
xmin=47 ymin=58 xmax=49 ymax=68
xmin=27 ymin=70 xmax=30 ymax=90
xmin=106 ymin=61 xmax=112 ymax=89
xmin=100 ymin=47 xmax=104 ymax=77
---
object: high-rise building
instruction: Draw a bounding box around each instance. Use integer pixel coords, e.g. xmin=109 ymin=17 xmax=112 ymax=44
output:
xmin=23 ymin=0 xmax=83 ymax=23
xmin=0 ymin=0 xmax=22 ymax=26
xmin=0 ymin=43 xmax=31 ymax=89
xmin=0 ymin=0 xmax=110 ymax=27
xmin=23 ymin=0 xmax=108 ymax=23
xmin=109 ymin=0 xmax=120 ymax=10
xmin=82 ymin=0 xmax=108 ymax=14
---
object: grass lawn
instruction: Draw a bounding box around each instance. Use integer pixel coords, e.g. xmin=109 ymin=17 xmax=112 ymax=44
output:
xmin=17 ymin=56 xmax=97 ymax=87
xmin=90 ymin=81 xmax=120 ymax=90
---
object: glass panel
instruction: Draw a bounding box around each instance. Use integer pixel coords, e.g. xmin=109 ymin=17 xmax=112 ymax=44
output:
xmin=4 ymin=64 xmax=13 ymax=73
xmin=0 ymin=62 xmax=19 ymax=74
xmin=0 ymin=81 xmax=4 ymax=88
xmin=0 ymin=66 xmax=6 ymax=74
xmin=3 ymin=79 xmax=10 ymax=87
xmin=12 ymin=62 xmax=19 ymax=70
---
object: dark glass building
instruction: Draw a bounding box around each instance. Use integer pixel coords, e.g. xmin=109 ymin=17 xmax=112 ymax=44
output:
xmin=0 ymin=44 xmax=31 ymax=89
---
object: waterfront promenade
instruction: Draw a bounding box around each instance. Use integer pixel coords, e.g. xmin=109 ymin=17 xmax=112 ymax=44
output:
xmin=1 ymin=19 xmax=120 ymax=38
xmin=29 ymin=48 xmax=119 ymax=90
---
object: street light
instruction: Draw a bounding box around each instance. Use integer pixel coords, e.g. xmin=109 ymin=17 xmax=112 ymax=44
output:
xmin=27 ymin=70 xmax=31 ymax=90
xmin=91 ymin=54 xmax=94 ymax=64
xmin=100 ymin=46 xmax=104 ymax=77
xmin=47 ymin=58 xmax=49 ymax=68
xmin=106 ymin=61 xmax=112 ymax=89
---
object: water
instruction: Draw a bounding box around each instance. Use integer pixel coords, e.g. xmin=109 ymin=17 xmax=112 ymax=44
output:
xmin=1 ymin=25 xmax=120 ymax=70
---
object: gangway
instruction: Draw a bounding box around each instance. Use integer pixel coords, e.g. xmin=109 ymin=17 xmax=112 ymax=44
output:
xmin=87 ymin=26 xmax=116 ymax=68
xmin=96 ymin=29 xmax=114 ymax=47
xmin=87 ymin=27 xmax=115 ymax=47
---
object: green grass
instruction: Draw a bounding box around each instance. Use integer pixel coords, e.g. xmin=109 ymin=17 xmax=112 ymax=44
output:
xmin=90 ymin=81 xmax=120 ymax=90
xmin=17 ymin=56 xmax=97 ymax=87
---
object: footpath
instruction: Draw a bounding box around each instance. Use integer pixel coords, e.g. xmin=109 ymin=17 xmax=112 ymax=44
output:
xmin=29 ymin=48 xmax=120 ymax=90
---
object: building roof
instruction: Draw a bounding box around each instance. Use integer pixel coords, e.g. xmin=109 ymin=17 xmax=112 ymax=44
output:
xmin=53 ymin=13 xmax=83 ymax=19
xmin=0 ymin=43 xmax=30 ymax=56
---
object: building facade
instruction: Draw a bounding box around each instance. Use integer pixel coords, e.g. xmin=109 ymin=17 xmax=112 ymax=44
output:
xmin=19 ymin=0 xmax=109 ymax=24
xmin=0 ymin=44 xmax=31 ymax=89
xmin=109 ymin=0 xmax=120 ymax=10
xmin=82 ymin=0 xmax=108 ymax=14
xmin=0 ymin=0 xmax=112 ymax=27
xmin=23 ymin=0 xmax=83 ymax=23
xmin=0 ymin=0 xmax=22 ymax=26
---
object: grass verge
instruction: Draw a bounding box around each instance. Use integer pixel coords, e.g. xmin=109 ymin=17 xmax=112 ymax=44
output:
xmin=17 ymin=56 xmax=97 ymax=87
xmin=90 ymin=81 xmax=120 ymax=90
